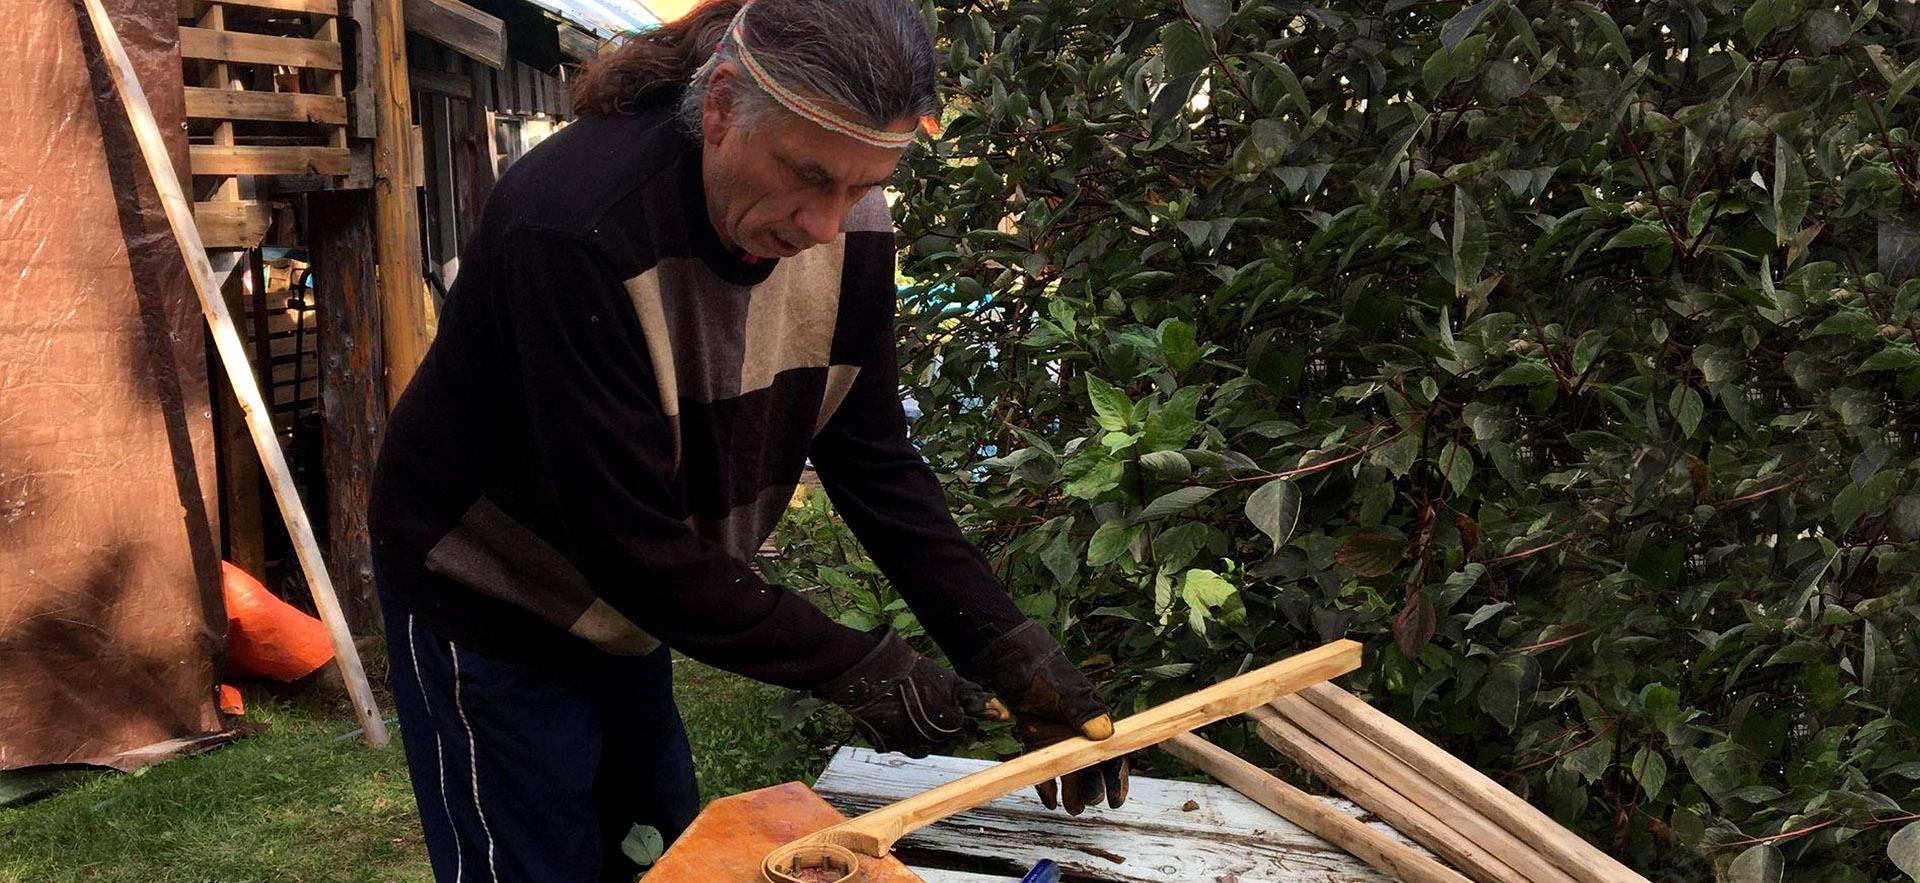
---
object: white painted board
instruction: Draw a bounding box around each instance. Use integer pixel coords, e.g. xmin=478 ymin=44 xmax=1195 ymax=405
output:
xmin=818 ymin=747 xmax=1430 ymax=882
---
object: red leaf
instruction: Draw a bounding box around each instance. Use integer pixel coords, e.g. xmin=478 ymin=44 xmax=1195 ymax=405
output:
xmin=1392 ymin=591 xmax=1436 ymax=659
xmin=1336 ymin=534 xmax=1408 ymax=578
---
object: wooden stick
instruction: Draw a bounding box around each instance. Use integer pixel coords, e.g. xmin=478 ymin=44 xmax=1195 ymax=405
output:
xmin=1268 ymin=696 xmax=1576 ymax=883
xmin=74 ymin=0 xmax=389 ymax=749
xmin=1299 ymin=685 xmax=1649 ymax=883
xmin=1163 ymin=733 xmax=1473 ymax=883
xmin=780 ymin=639 xmax=1363 ymax=861
xmin=1247 ymin=705 xmax=1531 ymax=883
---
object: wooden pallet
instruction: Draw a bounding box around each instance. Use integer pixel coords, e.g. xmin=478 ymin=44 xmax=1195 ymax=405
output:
xmin=180 ymin=0 xmax=350 ymax=247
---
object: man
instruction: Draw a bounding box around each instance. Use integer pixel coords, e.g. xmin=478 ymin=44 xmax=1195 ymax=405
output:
xmin=368 ymin=1 xmax=1127 ymax=880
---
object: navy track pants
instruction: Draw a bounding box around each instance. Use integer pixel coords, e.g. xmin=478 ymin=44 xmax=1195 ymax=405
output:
xmin=381 ymin=592 xmax=700 ymax=882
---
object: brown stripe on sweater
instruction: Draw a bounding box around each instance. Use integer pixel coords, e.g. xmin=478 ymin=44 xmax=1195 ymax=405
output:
xmin=815 ymin=364 xmax=861 ymax=434
xmin=738 ymin=243 xmax=845 ymax=396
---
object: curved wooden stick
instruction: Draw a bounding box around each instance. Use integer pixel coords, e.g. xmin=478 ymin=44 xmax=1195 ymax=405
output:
xmin=765 ymin=639 xmax=1362 ymax=870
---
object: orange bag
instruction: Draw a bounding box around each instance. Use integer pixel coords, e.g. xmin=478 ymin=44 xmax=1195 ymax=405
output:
xmin=222 ymin=561 xmax=334 ymax=682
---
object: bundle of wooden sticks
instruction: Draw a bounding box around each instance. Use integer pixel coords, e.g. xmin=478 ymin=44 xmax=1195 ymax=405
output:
xmin=1166 ymin=683 xmax=1650 ymax=883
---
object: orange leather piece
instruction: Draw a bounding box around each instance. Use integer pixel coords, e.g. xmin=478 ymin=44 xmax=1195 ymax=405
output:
xmin=647 ymin=783 xmax=925 ymax=883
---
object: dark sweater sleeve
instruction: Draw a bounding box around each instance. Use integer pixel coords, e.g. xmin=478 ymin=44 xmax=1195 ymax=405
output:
xmin=807 ymin=244 xmax=1027 ymax=672
xmin=500 ymin=226 xmax=876 ymax=689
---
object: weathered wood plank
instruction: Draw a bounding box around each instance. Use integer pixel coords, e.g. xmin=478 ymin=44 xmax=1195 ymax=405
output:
xmin=402 ymin=0 xmax=505 ymax=70
xmin=556 ymin=22 xmax=599 ymax=61
xmin=192 ymin=200 xmax=272 ymax=248
xmin=814 ymin=747 xmax=1412 ymax=882
xmin=911 ymin=871 xmax=1010 ymax=883
xmin=180 ymin=0 xmax=337 ymax=17
xmin=184 ymin=87 xmax=348 ymax=124
xmin=409 ymin=66 xmax=471 ymax=98
xmin=180 ymin=26 xmax=343 ymax=70
xmin=191 ymin=145 xmax=352 ymax=176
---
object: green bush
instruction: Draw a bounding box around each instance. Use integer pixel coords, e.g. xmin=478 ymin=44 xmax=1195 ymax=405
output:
xmin=814 ymin=0 xmax=1920 ymax=878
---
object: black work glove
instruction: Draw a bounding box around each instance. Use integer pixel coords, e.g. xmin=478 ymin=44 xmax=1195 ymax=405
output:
xmin=971 ymin=620 xmax=1129 ymax=815
xmin=814 ymin=629 xmax=989 ymax=759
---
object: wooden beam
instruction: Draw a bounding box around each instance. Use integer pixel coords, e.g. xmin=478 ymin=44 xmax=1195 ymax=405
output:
xmin=345 ymin=0 xmax=377 ymax=137
xmin=1248 ymin=704 xmax=1531 ymax=883
xmin=780 ymin=640 xmax=1363 ymax=867
xmin=408 ymin=66 xmax=471 ymax=98
xmin=184 ymin=87 xmax=348 ymax=124
xmin=180 ymin=26 xmax=343 ymax=70
xmin=212 ymin=254 xmax=266 ymax=578
xmin=179 ymin=0 xmax=336 ymax=17
xmin=555 ymin=23 xmax=599 ymax=62
xmin=76 ymin=0 xmax=389 ymax=748
xmin=310 ymin=190 xmax=387 ymax=631
xmin=1298 ymin=684 xmax=1649 ymax=883
xmin=402 ymin=0 xmax=504 ymax=70
xmin=1163 ymin=733 xmax=1472 ymax=883
xmin=191 ymin=145 xmax=352 ymax=176
xmin=193 ymin=200 xmax=272 ymax=248
xmin=371 ymin=0 xmax=432 ymax=405
xmin=1267 ymin=695 xmax=1581 ymax=883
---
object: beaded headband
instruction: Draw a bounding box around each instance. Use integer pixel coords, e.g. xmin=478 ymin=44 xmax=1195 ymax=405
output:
xmin=708 ymin=4 xmax=925 ymax=149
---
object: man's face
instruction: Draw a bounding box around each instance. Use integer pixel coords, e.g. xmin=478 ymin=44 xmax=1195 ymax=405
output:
xmin=701 ymin=66 xmax=916 ymax=259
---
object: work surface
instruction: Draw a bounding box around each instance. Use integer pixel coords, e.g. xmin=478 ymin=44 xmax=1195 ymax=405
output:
xmin=818 ymin=746 xmax=1427 ymax=882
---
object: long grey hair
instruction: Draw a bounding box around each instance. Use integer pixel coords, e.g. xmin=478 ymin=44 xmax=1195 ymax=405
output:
xmin=569 ymin=0 xmax=937 ymax=137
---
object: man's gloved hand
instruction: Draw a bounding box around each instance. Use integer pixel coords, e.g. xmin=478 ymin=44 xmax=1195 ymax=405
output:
xmin=815 ymin=629 xmax=988 ymax=759
xmin=971 ymin=620 xmax=1129 ymax=815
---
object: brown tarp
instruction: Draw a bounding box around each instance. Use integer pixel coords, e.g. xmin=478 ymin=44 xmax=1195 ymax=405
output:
xmin=0 ymin=0 xmax=225 ymax=768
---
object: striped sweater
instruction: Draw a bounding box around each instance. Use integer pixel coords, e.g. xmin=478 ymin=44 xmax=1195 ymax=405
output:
xmin=369 ymin=105 xmax=1024 ymax=689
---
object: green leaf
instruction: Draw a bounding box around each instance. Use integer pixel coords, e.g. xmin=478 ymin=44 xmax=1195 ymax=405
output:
xmin=1440 ymin=1 xmax=1499 ymax=51
xmin=1888 ymin=820 xmax=1920 ymax=878
xmin=1633 ymin=747 xmax=1668 ymax=799
xmin=1773 ymin=137 xmax=1808 ymax=247
xmin=1160 ymin=21 xmax=1210 ymax=79
xmin=1245 ymin=478 xmax=1302 ymax=550
xmin=1154 ymin=522 xmax=1211 ymax=572
xmin=1742 ymin=0 xmax=1801 ymax=46
xmin=1139 ymin=449 xmax=1194 ymax=480
xmin=620 ymin=824 xmax=665 ymax=867
xmin=1336 ymin=534 xmax=1406 ymax=578
xmin=1159 ymin=319 xmax=1200 ymax=372
xmin=1039 ymin=524 xmax=1079 ymax=586
xmin=1643 ymin=683 xmax=1683 ymax=739
xmin=1141 ymin=386 xmax=1204 ymax=451
xmin=1438 ymin=441 xmax=1474 ymax=494
xmin=1086 ymin=376 xmax=1134 ymax=432
xmin=1603 ymin=223 xmax=1670 ymax=251
xmin=1087 ymin=519 xmax=1137 ymax=567
xmin=1670 ymin=386 xmax=1704 ymax=438
xmin=1573 ymin=2 xmax=1631 ymax=65
xmin=1064 ymin=459 xmax=1125 ymax=500
xmin=1139 ymin=486 xmax=1217 ymax=521
xmin=1728 ymin=844 xmax=1784 ymax=883
xmin=1478 ymin=654 xmax=1541 ymax=730
xmin=1452 ymin=186 xmax=1488 ymax=298
xmin=1491 ymin=361 xmax=1556 ymax=387
xmin=1181 ymin=568 xmax=1244 ymax=634
xmin=1181 ymin=0 xmax=1230 ymax=30
xmin=1861 ymin=347 xmax=1920 ymax=372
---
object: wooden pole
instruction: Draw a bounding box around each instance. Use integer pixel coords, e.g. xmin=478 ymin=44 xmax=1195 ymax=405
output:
xmin=1297 ymin=684 xmax=1649 ymax=883
xmin=75 ymin=0 xmax=390 ymax=749
xmin=1163 ymin=733 xmax=1473 ymax=883
xmin=311 ymin=190 xmax=387 ymax=631
xmin=1268 ymin=695 xmax=1577 ymax=883
xmin=370 ymin=0 xmax=432 ymax=405
xmin=1247 ymin=705 xmax=1530 ymax=883
xmin=776 ymin=639 xmax=1363 ymax=865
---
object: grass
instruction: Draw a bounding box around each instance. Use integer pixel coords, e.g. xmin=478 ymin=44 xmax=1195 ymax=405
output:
xmin=0 ymin=657 xmax=847 ymax=882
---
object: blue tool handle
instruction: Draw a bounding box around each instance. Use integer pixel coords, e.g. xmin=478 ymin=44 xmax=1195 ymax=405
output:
xmin=1019 ymin=859 xmax=1060 ymax=883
